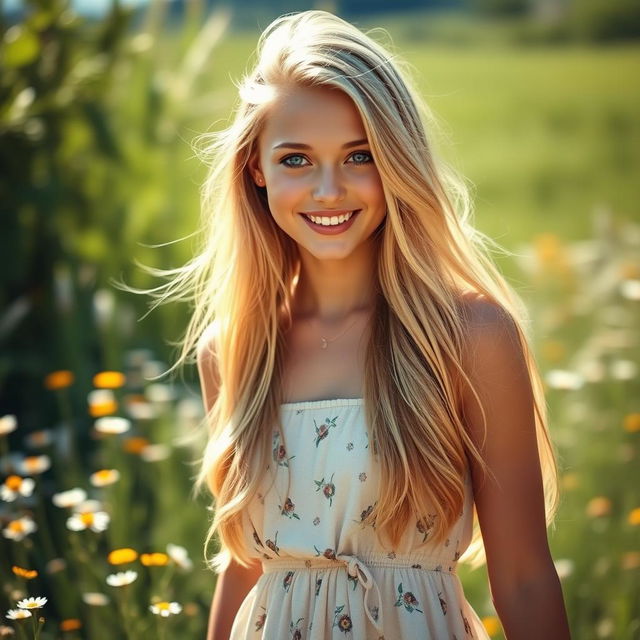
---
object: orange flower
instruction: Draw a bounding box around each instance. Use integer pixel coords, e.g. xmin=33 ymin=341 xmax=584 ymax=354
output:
xmin=586 ymin=496 xmax=612 ymax=518
xmin=621 ymin=552 xmax=640 ymax=570
xmin=108 ymin=548 xmax=138 ymax=565
xmin=481 ymin=616 xmax=501 ymax=636
xmin=122 ymin=437 xmax=150 ymax=454
xmin=623 ymin=413 xmax=640 ymax=433
xmin=628 ymin=508 xmax=640 ymax=526
xmin=88 ymin=390 xmax=118 ymax=418
xmin=140 ymin=552 xmax=170 ymax=567
xmin=93 ymin=371 xmax=126 ymax=389
xmin=90 ymin=469 xmax=120 ymax=487
xmin=45 ymin=370 xmax=74 ymax=390
xmin=12 ymin=566 xmax=38 ymax=579
xmin=59 ymin=619 xmax=82 ymax=631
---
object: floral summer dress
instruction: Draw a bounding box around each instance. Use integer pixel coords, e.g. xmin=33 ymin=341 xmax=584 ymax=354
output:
xmin=229 ymin=398 xmax=491 ymax=640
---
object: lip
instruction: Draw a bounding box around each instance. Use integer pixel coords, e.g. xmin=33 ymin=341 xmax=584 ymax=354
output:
xmin=299 ymin=210 xmax=361 ymax=235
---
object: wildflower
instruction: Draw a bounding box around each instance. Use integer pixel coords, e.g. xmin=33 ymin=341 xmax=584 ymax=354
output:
xmin=140 ymin=444 xmax=170 ymax=462
xmin=140 ymin=552 xmax=169 ymax=566
xmin=52 ymin=488 xmax=87 ymax=508
xmin=59 ymin=619 xmax=82 ymax=631
xmin=44 ymin=370 xmax=74 ymax=390
xmin=1 ymin=476 xmax=35 ymax=502
xmin=145 ymin=383 xmax=175 ymax=404
xmin=88 ymin=390 xmax=118 ymax=418
xmin=93 ymin=371 xmax=126 ymax=389
xmin=481 ymin=616 xmax=501 ymax=636
xmin=122 ymin=436 xmax=150 ymax=454
xmin=106 ymin=571 xmax=137 ymax=587
xmin=586 ymin=496 xmax=612 ymax=518
xmin=12 ymin=566 xmax=37 ymax=579
xmin=94 ymin=417 xmax=131 ymax=435
xmin=149 ymin=601 xmax=182 ymax=617
xmin=610 ymin=359 xmax=637 ymax=381
xmin=108 ymin=548 xmax=138 ymax=564
xmin=5 ymin=609 xmax=31 ymax=620
xmin=0 ymin=415 xmax=17 ymax=436
xmin=81 ymin=592 xmax=109 ymax=606
xmin=24 ymin=430 xmax=53 ymax=449
xmin=628 ymin=508 xmax=640 ymax=526
xmin=90 ymin=469 xmax=120 ymax=487
xmin=3 ymin=516 xmax=37 ymax=541
xmin=620 ymin=279 xmax=640 ymax=300
xmin=545 ymin=369 xmax=584 ymax=390
xmin=623 ymin=413 xmax=640 ymax=433
xmin=66 ymin=511 xmax=110 ymax=532
xmin=16 ymin=597 xmax=47 ymax=610
xmin=166 ymin=544 xmax=193 ymax=571
xmin=73 ymin=499 xmax=103 ymax=513
xmin=17 ymin=455 xmax=50 ymax=475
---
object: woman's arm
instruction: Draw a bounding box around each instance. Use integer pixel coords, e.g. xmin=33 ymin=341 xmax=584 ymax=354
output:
xmin=460 ymin=296 xmax=571 ymax=640
xmin=207 ymin=559 xmax=264 ymax=640
xmin=197 ymin=327 xmax=263 ymax=639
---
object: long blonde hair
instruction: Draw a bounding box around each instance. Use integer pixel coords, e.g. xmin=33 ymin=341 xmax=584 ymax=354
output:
xmin=137 ymin=10 xmax=559 ymax=573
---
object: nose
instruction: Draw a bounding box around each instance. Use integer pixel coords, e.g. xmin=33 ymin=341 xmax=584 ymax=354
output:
xmin=312 ymin=166 xmax=346 ymax=204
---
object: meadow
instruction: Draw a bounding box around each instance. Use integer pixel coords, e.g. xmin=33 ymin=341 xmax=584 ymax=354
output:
xmin=1 ymin=5 xmax=638 ymax=639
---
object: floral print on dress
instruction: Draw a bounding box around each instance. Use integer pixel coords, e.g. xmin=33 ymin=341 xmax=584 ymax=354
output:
xmin=394 ymin=582 xmax=423 ymax=613
xmin=264 ymin=531 xmax=280 ymax=556
xmin=289 ymin=617 xmax=304 ymax=639
xmin=314 ymin=473 xmax=336 ymax=506
xmin=416 ymin=513 xmax=437 ymax=542
xmin=353 ymin=502 xmax=376 ymax=528
xmin=332 ymin=605 xmax=353 ymax=634
xmin=314 ymin=416 xmax=338 ymax=447
xmin=315 ymin=578 xmax=323 ymax=596
xmin=283 ymin=571 xmax=294 ymax=591
xmin=461 ymin=610 xmax=473 ymax=635
xmin=438 ymin=591 xmax=448 ymax=615
xmin=313 ymin=545 xmax=336 ymax=560
xmin=254 ymin=606 xmax=266 ymax=631
xmin=279 ymin=497 xmax=301 ymax=520
xmin=273 ymin=431 xmax=295 ymax=468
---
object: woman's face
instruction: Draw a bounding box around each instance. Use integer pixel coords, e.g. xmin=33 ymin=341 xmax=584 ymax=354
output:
xmin=250 ymin=85 xmax=386 ymax=262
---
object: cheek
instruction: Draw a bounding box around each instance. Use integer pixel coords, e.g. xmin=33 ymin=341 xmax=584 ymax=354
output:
xmin=266 ymin=175 xmax=306 ymax=212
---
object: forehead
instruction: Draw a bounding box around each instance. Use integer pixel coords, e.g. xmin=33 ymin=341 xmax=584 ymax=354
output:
xmin=259 ymin=85 xmax=367 ymax=148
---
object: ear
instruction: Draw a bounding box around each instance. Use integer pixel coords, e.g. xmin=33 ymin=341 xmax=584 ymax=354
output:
xmin=248 ymin=152 xmax=265 ymax=187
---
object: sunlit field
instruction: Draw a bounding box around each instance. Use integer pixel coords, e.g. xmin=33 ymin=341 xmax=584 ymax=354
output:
xmin=1 ymin=5 xmax=639 ymax=639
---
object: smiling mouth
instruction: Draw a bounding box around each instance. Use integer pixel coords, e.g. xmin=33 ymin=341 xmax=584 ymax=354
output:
xmin=301 ymin=210 xmax=360 ymax=226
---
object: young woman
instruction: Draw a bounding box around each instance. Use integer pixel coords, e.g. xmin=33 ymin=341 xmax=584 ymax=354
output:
xmin=161 ymin=10 xmax=570 ymax=640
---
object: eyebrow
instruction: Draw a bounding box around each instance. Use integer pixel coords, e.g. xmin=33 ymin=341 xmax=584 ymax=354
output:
xmin=272 ymin=138 xmax=369 ymax=151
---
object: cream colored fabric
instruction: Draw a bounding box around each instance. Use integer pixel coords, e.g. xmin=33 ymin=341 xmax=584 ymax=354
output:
xmin=230 ymin=398 xmax=491 ymax=639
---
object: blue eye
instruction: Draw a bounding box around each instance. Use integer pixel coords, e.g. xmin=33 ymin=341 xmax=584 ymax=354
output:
xmin=349 ymin=151 xmax=373 ymax=165
xmin=281 ymin=154 xmax=309 ymax=168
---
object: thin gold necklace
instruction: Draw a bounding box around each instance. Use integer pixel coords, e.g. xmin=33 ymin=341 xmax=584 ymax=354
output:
xmin=318 ymin=315 xmax=360 ymax=349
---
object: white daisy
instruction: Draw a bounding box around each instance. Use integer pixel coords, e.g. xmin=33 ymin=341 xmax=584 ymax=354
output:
xmin=16 ymin=455 xmax=50 ymax=476
xmin=106 ymin=571 xmax=137 ymax=587
xmin=66 ymin=511 xmax=110 ymax=533
xmin=16 ymin=597 xmax=47 ymax=610
xmin=94 ymin=417 xmax=131 ymax=435
xmin=2 ymin=516 xmax=37 ymax=541
xmin=166 ymin=544 xmax=193 ymax=571
xmin=0 ymin=415 xmax=18 ymax=436
xmin=90 ymin=469 xmax=120 ymax=487
xmin=149 ymin=601 xmax=182 ymax=617
xmin=52 ymin=488 xmax=87 ymax=508
xmin=140 ymin=444 xmax=170 ymax=462
xmin=81 ymin=592 xmax=110 ymax=606
xmin=5 ymin=609 xmax=31 ymax=620
xmin=1 ymin=476 xmax=35 ymax=502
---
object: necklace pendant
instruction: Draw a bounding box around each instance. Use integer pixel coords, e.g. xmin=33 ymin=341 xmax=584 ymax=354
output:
xmin=320 ymin=338 xmax=328 ymax=349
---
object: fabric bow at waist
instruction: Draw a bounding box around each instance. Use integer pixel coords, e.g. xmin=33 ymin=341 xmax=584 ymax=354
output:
xmin=262 ymin=553 xmax=385 ymax=637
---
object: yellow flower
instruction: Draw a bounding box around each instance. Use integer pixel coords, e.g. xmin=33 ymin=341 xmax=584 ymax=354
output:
xmin=93 ymin=371 xmax=126 ymax=389
xmin=66 ymin=511 xmax=110 ymax=533
xmin=16 ymin=596 xmax=47 ymax=610
xmin=44 ymin=370 xmax=74 ymax=390
xmin=140 ymin=552 xmax=170 ymax=567
xmin=90 ymin=469 xmax=120 ymax=487
xmin=88 ymin=390 xmax=118 ymax=418
xmin=586 ymin=496 xmax=612 ymax=518
xmin=561 ymin=473 xmax=580 ymax=491
xmin=59 ymin=619 xmax=82 ymax=631
xmin=628 ymin=508 xmax=640 ymax=526
xmin=12 ymin=566 xmax=38 ymax=579
xmin=1 ymin=475 xmax=35 ymax=501
xmin=481 ymin=616 xmax=501 ymax=636
xmin=108 ymin=548 xmax=138 ymax=565
xmin=621 ymin=552 xmax=640 ymax=570
xmin=122 ymin=436 xmax=150 ymax=454
xmin=2 ymin=516 xmax=37 ymax=541
xmin=623 ymin=413 xmax=640 ymax=433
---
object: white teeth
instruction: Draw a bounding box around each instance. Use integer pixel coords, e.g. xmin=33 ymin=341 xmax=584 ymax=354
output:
xmin=307 ymin=211 xmax=354 ymax=226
